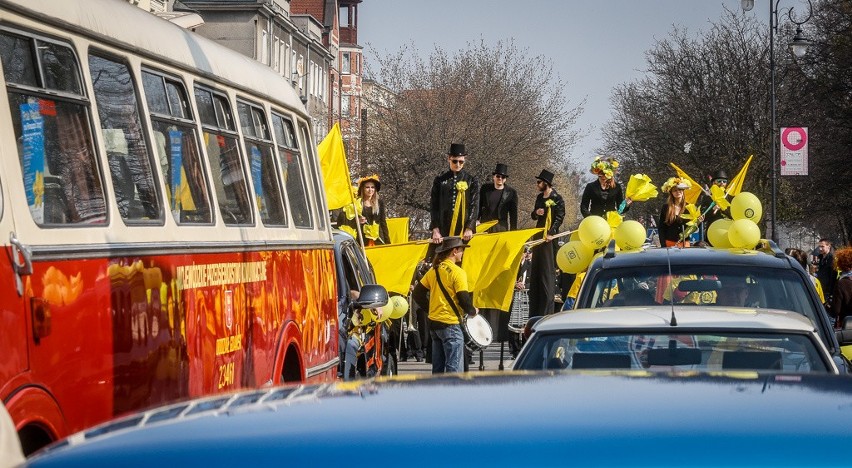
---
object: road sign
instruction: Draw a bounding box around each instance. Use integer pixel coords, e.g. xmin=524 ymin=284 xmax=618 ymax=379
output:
xmin=780 ymin=127 xmax=808 ymax=176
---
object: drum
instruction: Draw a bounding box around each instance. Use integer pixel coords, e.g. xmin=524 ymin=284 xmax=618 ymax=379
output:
xmin=463 ymin=314 xmax=493 ymax=351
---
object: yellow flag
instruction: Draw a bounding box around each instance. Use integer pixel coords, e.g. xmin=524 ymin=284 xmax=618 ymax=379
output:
xmin=726 ymin=155 xmax=753 ymax=197
xmin=476 ymin=221 xmax=498 ymax=233
xmin=386 ymin=217 xmax=409 ymax=244
xmin=462 ymin=229 xmax=540 ymax=311
xmin=317 ymin=123 xmax=354 ymax=210
xmin=669 ymin=162 xmax=704 ymax=205
xmin=365 ymin=241 xmax=429 ymax=296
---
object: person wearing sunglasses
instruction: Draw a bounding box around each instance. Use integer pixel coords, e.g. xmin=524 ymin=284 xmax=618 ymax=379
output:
xmin=428 ymin=143 xmax=480 ymax=252
xmin=699 ymin=169 xmax=732 ymax=243
xmin=478 ymin=163 xmax=518 ymax=233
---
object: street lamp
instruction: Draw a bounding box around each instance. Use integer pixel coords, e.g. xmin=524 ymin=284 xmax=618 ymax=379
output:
xmin=741 ymin=0 xmax=812 ymax=243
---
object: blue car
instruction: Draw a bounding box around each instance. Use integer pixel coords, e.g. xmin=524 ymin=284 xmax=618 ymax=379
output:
xmin=25 ymin=371 xmax=852 ymax=466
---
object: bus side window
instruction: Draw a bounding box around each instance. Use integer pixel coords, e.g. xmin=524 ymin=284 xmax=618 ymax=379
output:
xmin=298 ymin=120 xmax=324 ymax=230
xmin=196 ymin=87 xmax=252 ymax=226
xmin=0 ymin=31 xmax=106 ymax=226
xmin=235 ymin=99 xmax=286 ymax=227
xmin=271 ymin=114 xmax=312 ymax=229
xmin=141 ymin=70 xmax=211 ymax=224
xmin=89 ymin=53 xmax=162 ymax=223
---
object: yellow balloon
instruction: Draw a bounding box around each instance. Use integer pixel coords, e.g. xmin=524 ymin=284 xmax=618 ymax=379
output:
xmin=556 ymin=240 xmax=595 ymax=274
xmin=569 ymin=230 xmax=581 ymax=243
xmin=728 ymin=219 xmax=761 ymax=248
xmin=578 ymin=215 xmax=612 ymax=250
xmin=707 ymin=219 xmax=733 ymax=248
xmin=730 ymin=192 xmax=763 ymax=222
xmin=375 ymin=302 xmax=394 ymax=322
xmin=388 ymin=295 xmax=409 ymax=319
xmin=614 ymin=220 xmax=646 ymax=251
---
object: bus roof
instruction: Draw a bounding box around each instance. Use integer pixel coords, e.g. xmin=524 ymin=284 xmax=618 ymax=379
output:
xmin=0 ymin=0 xmax=307 ymax=115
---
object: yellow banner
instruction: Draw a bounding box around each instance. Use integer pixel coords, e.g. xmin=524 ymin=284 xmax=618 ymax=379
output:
xmin=669 ymin=162 xmax=704 ymax=205
xmin=317 ymin=123 xmax=354 ymax=210
xmin=386 ymin=217 xmax=410 ymax=244
xmin=365 ymin=241 xmax=429 ymax=296
xmin=462 ymin=228 xmax=539 ymax=311
xmin=727 ymin=155 xmax=753 ymax=197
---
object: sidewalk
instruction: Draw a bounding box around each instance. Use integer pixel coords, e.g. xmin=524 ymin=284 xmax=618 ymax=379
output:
xmin=396 ymin=341 xmax=516 ymax=375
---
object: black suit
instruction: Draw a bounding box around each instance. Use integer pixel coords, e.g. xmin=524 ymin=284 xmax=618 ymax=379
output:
xmin=478 ymin=183 xmax=518 ymax=232
xmin=430 ymin=170 xmax=480 ymax=236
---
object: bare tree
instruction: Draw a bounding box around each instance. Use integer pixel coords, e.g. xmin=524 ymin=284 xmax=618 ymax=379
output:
xmin=361 ymin=39 xmax=584 ymax=236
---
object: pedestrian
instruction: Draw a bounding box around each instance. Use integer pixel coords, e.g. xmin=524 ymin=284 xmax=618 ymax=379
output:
xmin=478 ymin=163 xmax=518 ymax=232
xmin=785 ymin=247 xmax=826 ymax=305
xmin=528 ymin=169 xmax=565 ymax=317
xmin=580 ymin=156 xmax=629 ymax=218
xmin=427 ymin=143 xmax=480 ymax=259
xmin=658 ymin=176 xmax=693 ymax=248
xmin=698 ymin=170 xmax=731 ymax=241
xmin=336 ymin=174 xmax=389 ymax=246
xmin=832 ymin=246 xmax=852 ymax=330
xmin=412 ymin=236 xmax=477 ymax=373
xmin=815 ymin=239 xmax=837 ymax=302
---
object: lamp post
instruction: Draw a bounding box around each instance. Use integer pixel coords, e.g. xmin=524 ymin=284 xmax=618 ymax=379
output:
xmin=741 ymin=0 xmax=812 ymax=243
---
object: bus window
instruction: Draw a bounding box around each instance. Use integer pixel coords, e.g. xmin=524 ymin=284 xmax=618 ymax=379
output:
xmin=1 ymin=30 xmax=106 ymax=225
xmin=89 ymin=53 xmax=162 ymax=223
xmin=271 ymin=113 xmax=312 ymax=228
xmin=235 ymin=100 xmax=286 ymax=226
xmin=298 ymin=120 xmax=325 ymax=230
xmin=195 ymin=87 xmax=252 ymax=226
xmin=141 ymin=70 xmax=211 ymax=224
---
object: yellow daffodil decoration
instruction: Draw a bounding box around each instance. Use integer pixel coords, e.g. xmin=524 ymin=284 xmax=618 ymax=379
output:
xmin=661 ymin=177 xmax=692 ymax=193
xmin=544 ymin=199 xmax=556 ymax=234
xmin=449 ymin=181 xmax=470 ymax=236
xmin=590 ymin=156 xmax=619 ymax=180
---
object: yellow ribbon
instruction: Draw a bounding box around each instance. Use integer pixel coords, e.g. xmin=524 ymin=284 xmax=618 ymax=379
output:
xmin=543 ymin=199 xmax=556 ymax=236
xmin=449 ymin=181 xmax=468 ymax=236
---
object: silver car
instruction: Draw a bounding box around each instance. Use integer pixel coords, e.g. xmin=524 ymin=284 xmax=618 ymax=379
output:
xmin=514 ymin=307 xmax=839 ymax=373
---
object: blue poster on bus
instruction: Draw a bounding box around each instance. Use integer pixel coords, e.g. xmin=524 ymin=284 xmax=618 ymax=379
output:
xmin=250 ymin=146 xmax=263 ymax=210
xmin=20 ymin=101 xmax=45 ymax=223
xmin=169 ymin=130 xmax=183 ymax=209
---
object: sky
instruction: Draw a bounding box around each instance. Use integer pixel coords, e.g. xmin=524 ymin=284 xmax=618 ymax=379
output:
xmin=358 ymin=0 xmax=743 ymax=174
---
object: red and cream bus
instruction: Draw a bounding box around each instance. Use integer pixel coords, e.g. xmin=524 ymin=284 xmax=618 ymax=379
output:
xmin=0 ymin=0 xmax=339 ymax=454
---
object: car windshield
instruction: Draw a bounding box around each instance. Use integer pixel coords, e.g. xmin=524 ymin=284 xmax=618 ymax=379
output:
xmin=517 ymin=331 xmax=829 ymax=373
xmin=581 ymin=266 xmax=820 ymax=325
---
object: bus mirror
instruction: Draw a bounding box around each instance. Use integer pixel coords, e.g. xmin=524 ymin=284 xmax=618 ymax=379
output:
xmin=353 ymin=284 xmax=388 ymax=310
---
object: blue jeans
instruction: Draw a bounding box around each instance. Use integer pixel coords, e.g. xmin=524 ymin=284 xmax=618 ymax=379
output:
xmin=430 ymin=324 xmax=464 ymax=373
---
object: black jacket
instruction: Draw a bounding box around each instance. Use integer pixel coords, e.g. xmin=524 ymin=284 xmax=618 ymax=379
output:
xmin=430 ymin=170 xmax=480 ymax=236
xmin=531 ymin=189 xmax=565 ymax=237
xmin=580 ymin=181 xmax=627 ymax=218
xmin=336 ymin=198 xmax=390 ymax=245
xmin=478 ymin=183 xmax=518 ymax=232
xmin=658 ymin=203 xmax=689 ymax=244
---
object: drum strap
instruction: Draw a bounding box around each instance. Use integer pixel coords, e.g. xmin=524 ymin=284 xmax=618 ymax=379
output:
xmin=434 ymin=267 xmax=466 ymax=325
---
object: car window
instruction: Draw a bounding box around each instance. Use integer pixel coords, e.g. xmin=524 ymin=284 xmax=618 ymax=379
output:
xmin=517 ymin=331 xmax=829 ymax=373
xmin=583 ymin=266 xmax=820 ymax=325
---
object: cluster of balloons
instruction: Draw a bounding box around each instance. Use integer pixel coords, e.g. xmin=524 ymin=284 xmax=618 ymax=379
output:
xmin=706 ymin=192 xmax=763 ymax=248
xmin=556 ymin=215 xmax=647 ymax=274
xmin=353 ymin=295 xmax=409 ymax=325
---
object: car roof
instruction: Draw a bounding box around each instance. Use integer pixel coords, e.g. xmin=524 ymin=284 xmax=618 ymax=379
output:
xmin=591 ymin=246 xmax=798 ymax=270
xmin=532 ymin=306 xmax=819 ymax=334
xmin=27 ymin=372 xmax=852 ymax=465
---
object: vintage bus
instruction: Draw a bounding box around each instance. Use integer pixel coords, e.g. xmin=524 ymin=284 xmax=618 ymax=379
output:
xmin=0 ymin=0 xmax=339 ymax=454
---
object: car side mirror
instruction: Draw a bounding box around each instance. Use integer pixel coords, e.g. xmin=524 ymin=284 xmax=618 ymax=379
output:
xmin=523 ymin=315 xmax=545 ymax=340
xmin=352 ymin=284 xmax=388 ymax=310
xmin=836 ymin=329 xmax=852 ymax=347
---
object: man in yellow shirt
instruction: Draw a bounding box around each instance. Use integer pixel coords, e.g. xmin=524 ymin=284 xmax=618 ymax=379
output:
xmin=413 ymin=237 xmax=478 ymax=373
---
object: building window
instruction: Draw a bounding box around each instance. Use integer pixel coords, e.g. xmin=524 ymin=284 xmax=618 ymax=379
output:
xmin=273 ymin=38 xmax=280 ymax=72
xmin=341 ymin=52 xmax=350 ymax=75
xmin=261 ymin=30 xmax=269 ymax=65
xmin=341 ymin=93 xmax=350 ymax=116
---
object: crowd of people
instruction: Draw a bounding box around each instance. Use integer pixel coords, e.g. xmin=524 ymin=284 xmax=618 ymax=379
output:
xmin=337 ymin=141 xmax=852 ymax=375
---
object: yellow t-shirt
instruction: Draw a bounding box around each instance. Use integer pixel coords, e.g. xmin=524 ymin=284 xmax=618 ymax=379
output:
xmin=420 ymin=259 xmax=470 ymax=325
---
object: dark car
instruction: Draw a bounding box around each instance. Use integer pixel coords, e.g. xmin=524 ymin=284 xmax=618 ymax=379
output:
xmin=333 ymin=230 xmax=393 ymax=376
xmin=570 ymin=242 xmax=850 ymax=371
xmin=24 ymin=371 xmax=852 ymax=466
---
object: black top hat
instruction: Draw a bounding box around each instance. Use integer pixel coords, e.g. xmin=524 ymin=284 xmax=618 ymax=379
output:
xmin=493 ymin=163 xmax=509 ymax=177
xmin=436 ymin=236 xmax=471 ymax=254
xmin=448 ymin=143 xmax=467 ymax=156
xmin=712 ymin=170 xmax=729 ymax=181
xmin=535 ymin=169 xmax=555 ymax=186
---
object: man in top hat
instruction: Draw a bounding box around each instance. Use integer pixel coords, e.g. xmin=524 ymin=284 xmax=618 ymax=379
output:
xmin=478 ymin=163 xmax=518 ymax=233
xmin=412 ymin=236 xmax=477 ymax=373
xmin=429 ymin=143 xmax=480 ymax=247
xmin=528 ymin=169 xmax=565 ymax=317
xmin=699 ymin=169 xmax=731 ymax=242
